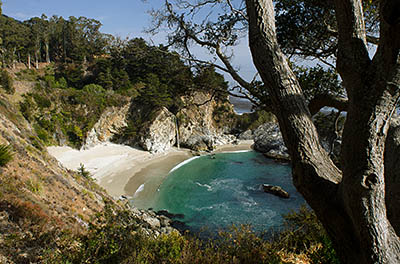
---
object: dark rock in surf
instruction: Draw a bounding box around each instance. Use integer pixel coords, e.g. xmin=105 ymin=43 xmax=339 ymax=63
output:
xmin=262 ymin=184 xmax=290 ymax=199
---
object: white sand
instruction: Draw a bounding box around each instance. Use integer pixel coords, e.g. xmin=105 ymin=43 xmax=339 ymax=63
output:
xmin=47 ymin=140 xmax=254 ymax=198
xmin=47 ymin=142 xmax=191 ymax=197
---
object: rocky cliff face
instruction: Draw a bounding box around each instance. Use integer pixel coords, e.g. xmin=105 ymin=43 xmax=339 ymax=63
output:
xmin=139 ymin=107 xmax=177 ymax=153
xmin=105 ymin=91 xmax=237 ymax=153
xmin=177 ymin=91 xmax=235 ymax=151
xmin=83 ymin=104 xmax=130 ymax=149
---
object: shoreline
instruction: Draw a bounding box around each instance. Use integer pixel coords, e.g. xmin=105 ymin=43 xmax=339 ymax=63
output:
xmin=47 ymin=140 xmax=254 ymax=199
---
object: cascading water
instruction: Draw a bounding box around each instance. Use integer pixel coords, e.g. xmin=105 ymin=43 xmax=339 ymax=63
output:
xmin=175 ymin=115 xmax=180 ymax=149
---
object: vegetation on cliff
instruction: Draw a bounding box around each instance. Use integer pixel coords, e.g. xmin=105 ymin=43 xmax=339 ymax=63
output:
xmin=43 ymin=205 xmax=339 ymax=264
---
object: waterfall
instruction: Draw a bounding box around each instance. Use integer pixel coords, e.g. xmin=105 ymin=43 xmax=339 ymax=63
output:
xmin=175 ymin=116 xmax=180 ymax=149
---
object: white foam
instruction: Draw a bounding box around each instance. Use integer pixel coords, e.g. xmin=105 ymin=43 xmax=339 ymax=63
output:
xmin=133 ymin=184 xmax=145 ymax=198
xmin=195 ymin=182 xmax=213 ymax=191
xmin=220 ymin=150 xmax=252 ymax=154
xmin=169 ymin=156 xmax=200 ymax=173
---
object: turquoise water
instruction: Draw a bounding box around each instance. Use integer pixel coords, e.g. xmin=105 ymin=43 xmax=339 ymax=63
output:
xmin=145 ymin=151 xmax=306 ymax=235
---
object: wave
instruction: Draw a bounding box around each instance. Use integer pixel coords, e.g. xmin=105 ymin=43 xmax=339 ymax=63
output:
xmin=169 ymin=156 xmax=200 ymax=173
xmin=133 ymin=184 xmax=145 ymax=198
xmin=195 ymin=182 xmax=213 ymax=191
xmin=219 ymin=150 xmax=253 ymax=154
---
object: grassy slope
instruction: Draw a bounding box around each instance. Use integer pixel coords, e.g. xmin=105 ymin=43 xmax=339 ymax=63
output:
xmin=0 ymin=80 xmax=115 ymax=263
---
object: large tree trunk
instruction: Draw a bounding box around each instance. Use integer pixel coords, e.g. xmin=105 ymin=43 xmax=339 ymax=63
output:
xmin=385 ymin=118 xmax=400 ymax=236
xmin=245 ymin=0 xmax=400 ymax=263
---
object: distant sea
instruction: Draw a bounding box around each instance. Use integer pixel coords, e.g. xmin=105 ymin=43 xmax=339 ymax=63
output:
xmin=229 ymin=95 xmax=254 ymax=115
xmin=132 ymin=151 xmax=306 ymax=236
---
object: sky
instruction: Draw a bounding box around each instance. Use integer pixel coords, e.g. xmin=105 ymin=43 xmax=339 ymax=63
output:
xmin=2 ymin=0 xmax=161 ymax=39
xmin=2 ymin=0 xmax=257 ymax=88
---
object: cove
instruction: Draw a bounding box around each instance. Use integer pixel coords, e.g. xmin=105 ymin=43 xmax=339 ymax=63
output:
xmin=131 ymin=151 xmax=306 ymax=236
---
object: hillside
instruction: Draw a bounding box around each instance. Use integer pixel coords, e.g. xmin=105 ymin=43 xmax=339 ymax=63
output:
xmin=0 ymin=88 xmax=109 ymax=262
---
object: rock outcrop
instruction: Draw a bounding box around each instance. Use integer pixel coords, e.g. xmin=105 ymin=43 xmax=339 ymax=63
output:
xmin=177 ymin=91 xmax=235 ymax=151
xmin=253 ymin=122 xmax=290 ymax=160
xmin=128 ymin=206 xmax=177 ymax=237
xmin=82 ymin=91 xmax=237 ymax=153
xmin=139 ymin=107 xmax=177 ymax=153
xmin=262 ymin=184 xmax=290 ymax=199
xmin=83 ymin=104 xmax=130 ymax=149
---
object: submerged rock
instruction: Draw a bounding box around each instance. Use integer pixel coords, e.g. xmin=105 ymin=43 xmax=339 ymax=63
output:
xmin=262 ymin=184 xmax=290 ymax=199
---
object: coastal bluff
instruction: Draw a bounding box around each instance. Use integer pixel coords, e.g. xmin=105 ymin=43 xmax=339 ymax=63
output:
xmin=84 ymin=91 xmax=237 ymax=153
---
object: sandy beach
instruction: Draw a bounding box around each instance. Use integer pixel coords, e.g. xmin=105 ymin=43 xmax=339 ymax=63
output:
xmin=47 ymin=140 xmax=253 ymax=199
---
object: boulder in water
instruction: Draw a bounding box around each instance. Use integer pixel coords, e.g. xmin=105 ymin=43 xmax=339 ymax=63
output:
xmin=262 ymin=184 xmax=290 ymax=199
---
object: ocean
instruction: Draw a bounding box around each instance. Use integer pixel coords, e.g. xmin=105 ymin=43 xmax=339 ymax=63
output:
xmin=131 ymin=151 xmax=306 ymax=236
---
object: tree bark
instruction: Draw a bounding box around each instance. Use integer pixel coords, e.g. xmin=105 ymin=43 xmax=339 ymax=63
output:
xmin=45 ymin=41 xmax=50 ymax=63
xmin=385 ymin=118 xmax=400 ymax=236
xmin=245 ymin=0 xmax=400 ymax=263
xmin=27 ymin=53 xmax=31 ymax=70
xmin=35 ymin=49 xmax=39 ymax=70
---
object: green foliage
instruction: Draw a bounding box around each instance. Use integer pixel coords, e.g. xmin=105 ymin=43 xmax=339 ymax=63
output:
xmin=294 ymin=65 xmax=344 ymax=102
xmin=33 ymin=123 xmax=51 ymax=145
xmin=82 ymin=83 xmax=105 ymax=94
xmin=194 ymin=66 xmax=229 ymax=100
xmin=277 ymin=206 xmax=341 ymax=264
xmin=20 ymin=95 xmax=35 ymax=121
xmin=136 ymin=73 xmax=173 ymax=108
xmin=0 ymin=70 xmax=15 ymax=94
xmin=78 ymin=163 xmax=91 ymax=179
xmin=43 ymin=204 xmax=339 ymax=264
xmin=213 ymin=103 xmax=237 ymax=128
xmin=235 ymin=110 xmax=276 ymax=131
xmin=32 ymin=93 xmax=51 ymax=108
xmin=15 ymin=69 xmax=38 ymax=82
xmin=0 ymin=144 xmax=13 ymax=167
xmin=57 ymin=63 xmax=85 ymax=89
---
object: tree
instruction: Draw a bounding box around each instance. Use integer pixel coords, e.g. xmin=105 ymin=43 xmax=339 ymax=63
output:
xmin=247 ymin=0 xmax=400 ymax=262
xmin=152 ymin=0 xmax=400 ymax=262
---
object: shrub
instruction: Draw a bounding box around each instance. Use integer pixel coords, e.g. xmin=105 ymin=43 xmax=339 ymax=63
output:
xmin=0 ymin=144 xmax=13 ymax=166
xmin=46 ymin=204 xmax=340 ymax=264
xmin=78 ymin=163 xmax=91 ymax=179
xmin=235 ymin=110 xmax=276 ymax=131
xmin=277 ymin=205 xmax=341 ymax=264
xmin=20 ymin=95 xmax=35 ymax=121
xmin=33 ymin=93 xmax=51 ymax=108
xmin=0 ymin=69 xmax=14 ymax=94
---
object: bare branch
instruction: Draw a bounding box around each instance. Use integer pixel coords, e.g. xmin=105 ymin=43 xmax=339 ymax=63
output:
xmin=226 ymin=0 xmax=248 ymax=20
